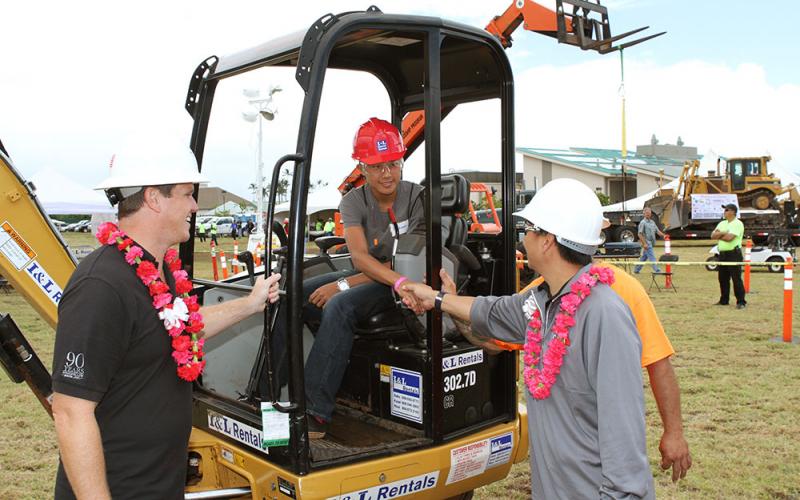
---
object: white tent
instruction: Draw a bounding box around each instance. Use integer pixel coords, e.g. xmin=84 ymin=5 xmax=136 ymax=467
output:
xmin=30 ymin=168 xmax=115 ymax=215
xmin=273 ymin=187 xmax=342 ymax=216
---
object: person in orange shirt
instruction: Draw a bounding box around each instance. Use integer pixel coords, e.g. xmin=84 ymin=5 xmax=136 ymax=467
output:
xmin=443 ymin=259 xmax=692 ymax=483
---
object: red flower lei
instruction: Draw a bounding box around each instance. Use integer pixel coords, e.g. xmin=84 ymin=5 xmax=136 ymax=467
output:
xmin=523 ymin=266 xmax=615 ymax=400
xmin=96 ymin=222 xmax=206 ymax=381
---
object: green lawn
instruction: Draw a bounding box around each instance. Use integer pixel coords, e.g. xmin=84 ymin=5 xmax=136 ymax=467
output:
xmin=1 ymin=236 xmax=798 ymax=498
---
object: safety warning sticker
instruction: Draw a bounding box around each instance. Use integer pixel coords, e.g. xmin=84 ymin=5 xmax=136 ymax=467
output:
xmin=0 ymin=221 xmax=36 ymax=270
xmin=446 ymin=432 xmax=513 ymax=485
xmin=390 ymin=367 xmax=422 ymax=423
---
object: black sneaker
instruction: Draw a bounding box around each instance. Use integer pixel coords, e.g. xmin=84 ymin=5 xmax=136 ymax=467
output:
xmin=736 ymin=303 xmax=746 ymax=310
xmin=307 ymin=414 xmax=328 ymax=440
xmin=714 ymin=301 xmax=728 ymax=306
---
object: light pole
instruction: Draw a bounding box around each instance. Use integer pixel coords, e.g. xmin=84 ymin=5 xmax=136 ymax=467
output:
xmin=242 ymin=85 xmax=281 ymax=233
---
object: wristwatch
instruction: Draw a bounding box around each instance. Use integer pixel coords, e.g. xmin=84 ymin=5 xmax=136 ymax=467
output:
xmin=336 ymin=277 xmax=350 ymax=291
xmin=434 ymin=290 xmax=447 ymax=311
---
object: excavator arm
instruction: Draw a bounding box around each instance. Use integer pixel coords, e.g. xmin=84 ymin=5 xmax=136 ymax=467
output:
xmin=0 ymin=145 xmax=77 ymax=416
xmin=338 ymin=0 xmax=664 ymax=195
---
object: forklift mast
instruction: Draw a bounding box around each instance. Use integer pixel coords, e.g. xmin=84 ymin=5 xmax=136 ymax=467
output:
xmin=337 ymin=0 xmax=664 ymax=196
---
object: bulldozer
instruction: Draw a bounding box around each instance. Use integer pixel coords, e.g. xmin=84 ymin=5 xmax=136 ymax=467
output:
xmin=603 ymin=156 xmax=800 ymax=245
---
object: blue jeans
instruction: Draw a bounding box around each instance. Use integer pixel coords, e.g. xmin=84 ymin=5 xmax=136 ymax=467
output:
xmin=269 ymin=269 xmax=396 ymax=421
xmin=634 ymin=244 xmax=660 ymax=273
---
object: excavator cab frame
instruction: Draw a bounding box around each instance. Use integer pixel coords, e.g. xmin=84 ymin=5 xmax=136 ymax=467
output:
xmin=177 ymin=6 xmax=525 ymax=497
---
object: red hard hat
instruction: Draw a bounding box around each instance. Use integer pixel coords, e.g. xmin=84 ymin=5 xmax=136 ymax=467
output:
xmin=352 ymin=118 xmax=406 ymax=165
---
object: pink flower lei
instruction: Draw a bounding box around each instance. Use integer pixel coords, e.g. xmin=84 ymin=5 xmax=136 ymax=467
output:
xmin=523 ymin=266 xmax=615 ymax=400
xmin=96 ymin=222 xmax=206 ymax=381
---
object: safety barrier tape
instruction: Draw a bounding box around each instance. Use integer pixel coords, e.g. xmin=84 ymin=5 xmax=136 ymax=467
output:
xmin=516 ymin=259 xmax=796 ymax=267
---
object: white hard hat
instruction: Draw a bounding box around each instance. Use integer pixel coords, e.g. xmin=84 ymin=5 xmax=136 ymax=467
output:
xmin=95 ymin=142 xmax=208 ymax=205
xmin=513 ymin=178 xmax=604 ymax=255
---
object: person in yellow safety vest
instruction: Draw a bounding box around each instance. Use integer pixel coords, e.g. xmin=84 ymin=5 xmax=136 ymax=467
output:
xmin=197 ymin=220 xmax=207 ymax=243
xmin=323 ymin=217 xmax=335 ymax=236
xmin=209 ymin=220 xmax=218 ymax=245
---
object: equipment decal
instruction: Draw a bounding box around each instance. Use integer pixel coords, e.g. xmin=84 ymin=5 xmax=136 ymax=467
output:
xmin=446 ymin=432 xmax=514 ymax=485
xmin=207 ymin=410 xmax=268 ymax=453
xmin=326 ymin=471 xmax=439 ymax=500
xmin=444 ymin=370 xmax=476 ymax=393
xmin=442 ymin=350 xmax=483 ymax=372
xmin=24 ymin=260 xmax=63 ymax=304
xmin=0 ymin=221 xmax=36 ymax=270
xmin=390 ymin=367 xmax=422 ymax=423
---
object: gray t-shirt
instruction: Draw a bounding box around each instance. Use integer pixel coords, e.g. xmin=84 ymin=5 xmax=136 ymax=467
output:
xmin=339 ymin=180 xmax=424 ymax=263
xmin=638 ymin=218 xmax=659 ymax=246
xmin=470 ymin=265 xmax=654 ymax=499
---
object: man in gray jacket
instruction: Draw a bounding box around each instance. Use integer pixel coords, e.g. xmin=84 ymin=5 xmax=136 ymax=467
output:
xmin=403 ymin=178 xmax=654 ymax=499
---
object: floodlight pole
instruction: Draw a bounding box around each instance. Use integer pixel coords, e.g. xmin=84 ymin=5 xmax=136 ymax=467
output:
xmin=620 ymin=48 xmax=627 ymax=212
xmin=257 ymin=116 xmax=264 ymax=233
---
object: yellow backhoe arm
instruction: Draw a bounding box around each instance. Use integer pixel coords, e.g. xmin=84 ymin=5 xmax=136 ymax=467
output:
xmin=0 ymin=150 xmax=76 ymax=329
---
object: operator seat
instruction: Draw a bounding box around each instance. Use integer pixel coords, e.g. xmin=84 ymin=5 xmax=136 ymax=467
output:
xmin=354 ymin=174 xmax=476 ymax=340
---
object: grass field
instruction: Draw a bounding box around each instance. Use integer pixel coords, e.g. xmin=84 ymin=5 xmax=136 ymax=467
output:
xmin=1 ymin=234 xmax=798 ymax=499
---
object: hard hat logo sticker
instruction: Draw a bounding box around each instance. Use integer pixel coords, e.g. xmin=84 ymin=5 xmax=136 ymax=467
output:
xmin=376 ymin=140 xmax=388 ymax=152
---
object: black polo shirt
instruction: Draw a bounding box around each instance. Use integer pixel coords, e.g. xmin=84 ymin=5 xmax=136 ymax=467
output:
xmin=52 ymin=244 xmax=192 ymax=500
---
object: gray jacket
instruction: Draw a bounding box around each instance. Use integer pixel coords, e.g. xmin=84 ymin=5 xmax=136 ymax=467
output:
xmin=470 ymin=264 xmax=654 ymax=499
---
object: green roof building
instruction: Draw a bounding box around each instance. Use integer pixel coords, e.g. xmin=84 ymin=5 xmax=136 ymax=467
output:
xmin=517 ymin=143 xmax=702 ymax=203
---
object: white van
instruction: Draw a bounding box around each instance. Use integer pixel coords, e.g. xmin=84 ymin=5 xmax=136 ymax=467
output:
xmin=213 ymin=216 xmax=234 ymax=236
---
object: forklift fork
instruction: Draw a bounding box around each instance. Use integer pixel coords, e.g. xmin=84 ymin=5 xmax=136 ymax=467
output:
xmin=556 ymin=0 xmax=665 ymax=54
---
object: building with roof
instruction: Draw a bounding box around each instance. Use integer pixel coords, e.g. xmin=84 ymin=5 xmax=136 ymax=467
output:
xmin=517 ymin=142 xmax=701 ymax=203
xmin=197 ymin=187 xmax=255 ymax=215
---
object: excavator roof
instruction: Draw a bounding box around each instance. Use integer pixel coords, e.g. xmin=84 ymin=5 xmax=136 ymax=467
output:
xmin=207 ymin=9 xmax=509 ymax=111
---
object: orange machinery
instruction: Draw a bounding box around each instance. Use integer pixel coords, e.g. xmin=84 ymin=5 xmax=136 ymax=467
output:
xmin=337 ymin=0 xmax=663 ymax=196
xmin=468 ymin=182 xmax=502 ymax=234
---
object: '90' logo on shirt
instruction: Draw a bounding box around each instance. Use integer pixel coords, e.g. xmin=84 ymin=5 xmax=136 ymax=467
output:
xmin=61 ymin=352 xmax=85 ymax=380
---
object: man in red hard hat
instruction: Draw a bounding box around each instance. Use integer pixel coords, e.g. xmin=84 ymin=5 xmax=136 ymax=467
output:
xmin=269 ymin=118 xmax=425 ymax=439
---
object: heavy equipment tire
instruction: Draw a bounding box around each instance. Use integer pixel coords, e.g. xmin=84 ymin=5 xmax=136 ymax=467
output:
xmin=752 ymin=192 xmax=774 ymax=210
xmin=766 ymin=256 xmax=785 ymax=273
xmin=615 ymin=226 xmax=636 ymax=243
xmin=705 ymin=256 xmax=719 ymax=272
xmin=599 ymin=229 xmax=608 ymax=245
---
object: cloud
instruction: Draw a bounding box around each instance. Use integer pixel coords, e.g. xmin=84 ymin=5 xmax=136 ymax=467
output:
xmin=514 ymin=57 xmax=800 ymax=179
xmin=2 ymin=1 xmax=797 ymax=205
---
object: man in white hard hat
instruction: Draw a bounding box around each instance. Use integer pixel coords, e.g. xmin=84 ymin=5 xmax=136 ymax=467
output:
xmin=402 ymin=178 xmax=654 ymax=499
xmin=51 ymin=143 xmax=281 ymax=500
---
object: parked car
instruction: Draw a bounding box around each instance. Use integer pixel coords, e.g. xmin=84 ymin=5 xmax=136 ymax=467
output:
xmin=49 ymin=219 xmax=68 ymax=232
xmin=214 ymin=216 xmax=234 ymax=236
xmin=706 ymin=244 xmax=795 ymax=273
xmin=64 ymin=219 xmax=90 ymax=232
xmin=195 ymin=216 xmax=215 ymax=236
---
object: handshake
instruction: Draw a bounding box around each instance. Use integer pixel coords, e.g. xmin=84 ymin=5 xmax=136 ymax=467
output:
xmin=399 ymin=269 xmax=503 ymax=354
xmin=398 ymin=268 xmax=457 ymax=312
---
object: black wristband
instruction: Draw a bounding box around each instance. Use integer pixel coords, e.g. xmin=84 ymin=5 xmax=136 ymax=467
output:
xmin=435 ymin=290 xmax=447 ymax=311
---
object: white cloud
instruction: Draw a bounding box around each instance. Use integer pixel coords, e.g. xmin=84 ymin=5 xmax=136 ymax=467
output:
xmin=2 ymin=1 xmax=797 ymax=206
xmin=514 ymin=57 xmax=800 ymax=181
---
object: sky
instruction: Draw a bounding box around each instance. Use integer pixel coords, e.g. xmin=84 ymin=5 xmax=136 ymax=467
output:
xmin=2 ymin=0 xmax=799 ymax=207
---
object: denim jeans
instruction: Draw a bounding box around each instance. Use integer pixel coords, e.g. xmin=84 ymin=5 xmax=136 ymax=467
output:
xmin=634 ymin=243 xmax=660 ymax=273
xmin=268 ymin=269 xmax=396 ymax=421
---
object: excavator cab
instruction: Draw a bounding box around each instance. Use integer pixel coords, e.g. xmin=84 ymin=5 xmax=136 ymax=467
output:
xmin=179 ymin=6 xmax=525 ymax=497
